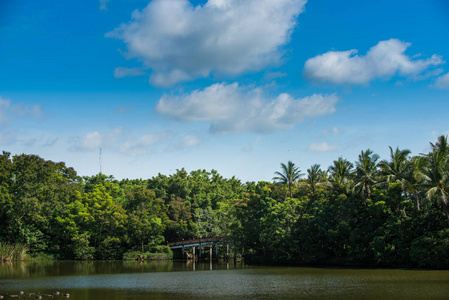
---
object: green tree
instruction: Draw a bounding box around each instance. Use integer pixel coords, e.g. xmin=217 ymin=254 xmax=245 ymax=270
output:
xmin=422 ymin=135 xmax=449 ymax=227
xmin=273 ymin=161 xmax=303 ymax=198
xmin=328 ymin=157 xmax=354 ymax=191
xmin=124 ymin=185 xmax=168 ymax=252
xmin=353 ymin=149 xmax=380 ymax=201
xmin=307 ymin=164 xmax=329 ymax=194
xmin=378 ymin=146 xmax=411 ymax=190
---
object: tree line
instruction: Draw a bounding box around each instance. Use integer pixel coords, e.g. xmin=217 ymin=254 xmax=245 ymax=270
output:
xmin=0 ymin=136 xmax=448 ymax=268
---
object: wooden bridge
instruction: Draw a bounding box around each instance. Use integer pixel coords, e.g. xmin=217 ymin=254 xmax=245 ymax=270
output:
xmin=168 ymin=237 xmax=235 ymax=260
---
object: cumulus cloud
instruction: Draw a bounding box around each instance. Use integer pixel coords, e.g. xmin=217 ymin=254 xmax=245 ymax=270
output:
xmin=71 ymin=127 xmax=171 ymax=156
xmin=107 ymin=0 xmax=306 ymax=86
xmin=156 ymin=82 xmax=338 ymax=134
xmin=308 ymin=142 xmax=340 ymax=152
xmin=76 ymin=131 xmax=103 ymax=150
xmin=435 ymin=72 xmax=449 ymax=89
xmin=72 ymin=128 xmax=123 ymax=151
xmin=113 ymin=67 xmax=145 ymax=78
xmin=304 ymin=39 xmax=444 ymax=85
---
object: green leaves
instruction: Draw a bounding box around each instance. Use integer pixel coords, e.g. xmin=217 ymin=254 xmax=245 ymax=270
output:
xmin=273 ymin=161 xmax=303 ymax=198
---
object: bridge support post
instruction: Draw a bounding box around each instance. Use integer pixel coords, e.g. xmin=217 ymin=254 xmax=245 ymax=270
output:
xmin=199 ymin=243 xmax=202 ymax=259
xmin=210 ymin=245 xmax=213 ymax=261
xmin=226 ymin=243 xmax=229 ymax=260
xmin=193 ymin=246 xmax=196 ymax=260
xmin=182 ymin=245 xmax=185 ymax=259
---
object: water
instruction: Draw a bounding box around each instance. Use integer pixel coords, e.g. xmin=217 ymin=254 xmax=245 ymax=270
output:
xmin=1 ymin=260 xmax=448 ymax=299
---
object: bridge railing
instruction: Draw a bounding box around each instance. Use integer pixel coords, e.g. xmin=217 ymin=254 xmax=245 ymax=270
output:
xmin=167 ymin=237 xmax=232 ymax=247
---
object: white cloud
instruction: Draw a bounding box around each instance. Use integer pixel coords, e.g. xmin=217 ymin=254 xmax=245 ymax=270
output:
xmin=304 ymin=39 xmax=444 ymax=85
xmin=435 ymin=72 xmax=449 ymax=89
xmin=0 ymin=97 xmax=11 ymax=123
xmin=77 ymin=131 xmax=103 ymax=150
xmin=0 ymin=96 xmax=43 ymax=123
xmin=120 ymin=133 xmax=168 ymax=156
xmin=308 ymin=142 xmax=340 ymax=152
xmin=72 ymin=128 xmax=123 ymax=151
xmin=107 ymin=0 xmax=306 ymax=86
xmin=179 ymin=134 xmax=201 ymax=147
xmin=113 ymin=67 xmax=145 ymax=78
xmin=11 ymin=103 xmax=43 ymax=119
xmin=156 ymin=82 xmax=338 ymax=134
xmin=100 ymin=0 xmax=109 ymax=11
xmin=71 ymin=127 xmax=172 ymax=156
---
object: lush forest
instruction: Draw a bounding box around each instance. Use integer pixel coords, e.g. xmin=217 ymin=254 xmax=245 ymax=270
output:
xmin=1 ymin=136 xmax=449 ymax=268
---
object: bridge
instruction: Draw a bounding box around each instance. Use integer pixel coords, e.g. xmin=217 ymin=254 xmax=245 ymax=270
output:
xmin=168 ymin=237 xmax=235 ymax=260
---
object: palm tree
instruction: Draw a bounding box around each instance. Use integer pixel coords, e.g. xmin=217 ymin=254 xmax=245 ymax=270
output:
xmin=353 ymin=149 xmax=380 ymax=201
xmin=307 ymin=164 xmax=329 ymax=194
xmin=421 ymin=135 xmax=449 ymax=227
xmin=378 ymin=146 xmax=412 ymax=190
xmin=273 ymin=161 xmax=303 ymax=198
xmin=406 ymin=156 xmax=427 ymax=210
xmin=328 ymin=157 xmax=354 ymax=191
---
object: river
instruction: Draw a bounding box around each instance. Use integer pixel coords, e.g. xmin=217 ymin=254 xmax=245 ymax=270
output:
xmin=1 ymin=260 xmax=448 ymax=299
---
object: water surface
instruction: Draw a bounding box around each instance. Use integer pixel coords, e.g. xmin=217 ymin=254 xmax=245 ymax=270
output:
xmin=1 ymin=260 xmax=448 ymax=299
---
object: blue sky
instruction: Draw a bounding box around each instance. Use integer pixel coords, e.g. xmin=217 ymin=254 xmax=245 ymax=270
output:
xmin=1 ymin=0 xmax=449 ymax=182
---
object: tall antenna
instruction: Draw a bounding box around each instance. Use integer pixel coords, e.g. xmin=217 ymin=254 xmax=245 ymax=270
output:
xmin=99 ymin=147 xmax=102 ymax=174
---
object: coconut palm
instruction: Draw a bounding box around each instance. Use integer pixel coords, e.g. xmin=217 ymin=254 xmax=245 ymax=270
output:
xmin=328 ymin=157 xmax=354 ymax=192
xmin=353 ymin=149 xmax=380 ymax=201
xmin=406 ymin=156 xmax=427 ymax=210
xmin=421 ymin=135 xmax=449 ymax=227
xmin=378 ymin=146 xmax=412 ymax=190
xmin=307 ymin=164 xmax=329 ymax=194
xmin=273 ymin=161 xmax=303 ymax=198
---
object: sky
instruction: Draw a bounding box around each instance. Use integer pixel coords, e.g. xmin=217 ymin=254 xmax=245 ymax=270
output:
xmin=1 ymin=0 xmax=449 ymax=182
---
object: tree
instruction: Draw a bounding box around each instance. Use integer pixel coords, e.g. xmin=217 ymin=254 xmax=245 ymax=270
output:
xmin=273 ymin=161 xmax=303 ymax=198
xmin=422 ymin=135 xmax=449 ymax=227
xmin=328 ymin=157 xmax=354 ymax=191
xmin=307 ymin=164 xmax=329 ymax=194
xmin=378 ymin=146 xmax=411 ymax=190
xmin=406 ymin=156 xmax=427 ymax=210
xmin=353 ymin=149 xmax=380 ymax=201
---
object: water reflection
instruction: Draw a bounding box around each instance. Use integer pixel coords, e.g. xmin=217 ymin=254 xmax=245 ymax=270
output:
xmin=1 ymin=261 xmax=448 ymax=300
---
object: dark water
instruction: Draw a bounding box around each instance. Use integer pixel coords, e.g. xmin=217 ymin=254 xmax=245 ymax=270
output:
xmin=1 ymin=260 xmax=448 ymax=299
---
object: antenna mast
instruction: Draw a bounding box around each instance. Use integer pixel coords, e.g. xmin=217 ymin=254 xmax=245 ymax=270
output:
xmin=99 ymin=148 xmax=102 ymax=174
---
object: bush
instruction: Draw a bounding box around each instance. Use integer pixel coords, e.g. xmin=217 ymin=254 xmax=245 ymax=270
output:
xmin=123 ymin=248 xmax=173 ymax=260
xmin=410 ymin=229 xmax=449 ymax=269
xmin=0 ymin=243 xmax=28 ymax=261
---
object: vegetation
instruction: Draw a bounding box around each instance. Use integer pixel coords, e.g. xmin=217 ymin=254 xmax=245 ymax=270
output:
xmin=0 ymin=242 xmax=28 ymax=261
xmin=1 ymin=136 xmax=449 ymax=268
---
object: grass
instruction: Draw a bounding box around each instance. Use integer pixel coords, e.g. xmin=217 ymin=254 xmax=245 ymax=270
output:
xmin=0 ymin=242 xmax=28 ymax=261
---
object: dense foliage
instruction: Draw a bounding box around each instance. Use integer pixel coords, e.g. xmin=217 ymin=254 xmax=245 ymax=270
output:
xmin=1 ymin=136 xmax=448 ymax=268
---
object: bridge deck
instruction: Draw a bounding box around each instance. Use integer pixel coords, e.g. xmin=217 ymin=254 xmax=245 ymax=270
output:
xmin=168 ymin=237 xmax=232 ymax=249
